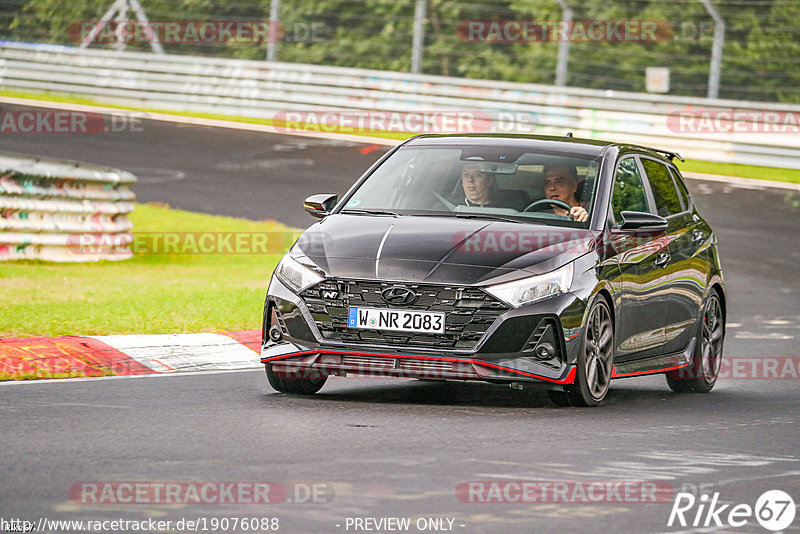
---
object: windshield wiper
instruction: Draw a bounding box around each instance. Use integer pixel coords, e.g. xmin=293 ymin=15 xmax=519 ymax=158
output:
xmin=340 ymin=209 xmax=400 ymax=216
xmin=452 ymin=213 xmax=523 ymax=224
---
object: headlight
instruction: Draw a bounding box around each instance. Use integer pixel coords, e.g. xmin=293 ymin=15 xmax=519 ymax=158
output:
xmin=274 ymin=252 xmax=324 ymax=293
xmin=485 ymin=263 xmax=573 ymax=308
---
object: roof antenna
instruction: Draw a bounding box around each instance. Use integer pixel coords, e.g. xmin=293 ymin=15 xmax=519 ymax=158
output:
xmin=565 ymin=131 xmax=573 ymax=137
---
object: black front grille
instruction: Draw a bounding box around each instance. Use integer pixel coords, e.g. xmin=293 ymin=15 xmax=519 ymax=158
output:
xmin=299 ymin=279 xmax=509 ymax=350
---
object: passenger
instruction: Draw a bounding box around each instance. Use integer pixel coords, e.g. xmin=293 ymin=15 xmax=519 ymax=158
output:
xmin=456 ymin=162 xmax=528 ymax=210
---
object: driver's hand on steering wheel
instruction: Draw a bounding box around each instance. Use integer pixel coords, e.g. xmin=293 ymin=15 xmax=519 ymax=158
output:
xmin=570 ymin=206 xmax=588 ymax=222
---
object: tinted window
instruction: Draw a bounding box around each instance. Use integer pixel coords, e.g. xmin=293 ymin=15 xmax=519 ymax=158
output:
xmin=342 ymin=145 xmax=602 ymax=228
xmin=669 ymin=167 xmax=691 ymax=211
xmin=611 ymin=157 xmax=648 ymax=222
xmin=642 ymin=158 xmax=682 ymax=217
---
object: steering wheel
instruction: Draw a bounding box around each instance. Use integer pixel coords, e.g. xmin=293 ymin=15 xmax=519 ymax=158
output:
xmin=422 ymin=183 xmax=456 ymax=211
xmin=523 ymin=198 xmax=574 ymax=219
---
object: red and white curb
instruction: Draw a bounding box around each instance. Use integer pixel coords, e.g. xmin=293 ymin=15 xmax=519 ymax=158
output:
xmin=0 ymin=330 xmax=262 ymax=382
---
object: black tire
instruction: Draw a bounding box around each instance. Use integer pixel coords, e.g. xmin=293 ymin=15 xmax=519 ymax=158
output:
xmin=265 ymin=365 xmax=327 ymax=395
xmin=549 ymin=296 xmax=614 ymax=407
xmin=666 ymin=290 xmax=724 ymax=393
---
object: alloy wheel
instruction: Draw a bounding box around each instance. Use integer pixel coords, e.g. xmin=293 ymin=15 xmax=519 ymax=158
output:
xmin=700 ymin=295 xmax=724 ymax=382
xmin=666 ymin=289 xmax=725 ymax=393
xmin=550 ymin=297 xmax=614 ymax=407
xmin=585 ymin=301 xmax=614 ymax=399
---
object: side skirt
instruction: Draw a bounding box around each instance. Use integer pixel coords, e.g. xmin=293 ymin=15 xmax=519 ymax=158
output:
xmin=611 ymin=338 xmax=695 ymax=378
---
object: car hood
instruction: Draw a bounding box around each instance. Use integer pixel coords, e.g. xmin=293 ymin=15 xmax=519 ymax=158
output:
xmin=296 ymin=214 xmax=597 ymax=285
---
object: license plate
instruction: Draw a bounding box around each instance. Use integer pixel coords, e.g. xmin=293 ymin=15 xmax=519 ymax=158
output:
xmin=347 ymin=307 xmax=445 ymax=334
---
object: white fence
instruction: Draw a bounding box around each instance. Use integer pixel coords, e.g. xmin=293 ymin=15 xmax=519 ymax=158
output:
xmin=1 ymin=41 xmax=799 ymax=168
xmin=0 ymin=151 xmax=136 ymax=261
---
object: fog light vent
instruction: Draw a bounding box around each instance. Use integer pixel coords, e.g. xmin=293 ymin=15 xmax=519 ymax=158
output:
xmin=269 ymin=326 xmax=283 ymax=342
xmin=522 ymin=319 xmax=561 ymax=362
xmin=534 ymin=343 xmax=555 ymax=360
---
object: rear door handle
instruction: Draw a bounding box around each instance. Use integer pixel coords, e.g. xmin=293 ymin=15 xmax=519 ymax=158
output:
xmin=655 ymin=253 xmax=670 ymax=267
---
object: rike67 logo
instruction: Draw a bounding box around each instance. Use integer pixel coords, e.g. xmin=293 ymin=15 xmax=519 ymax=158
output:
xmin=668 ymin=489 xmax=795 ymax=531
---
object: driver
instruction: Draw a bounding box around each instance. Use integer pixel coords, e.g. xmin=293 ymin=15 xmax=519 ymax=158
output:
xmin=542 ymin=163 xmax=589 ymax=222
xmin=457 ymin=162 xmax=528 ymax=210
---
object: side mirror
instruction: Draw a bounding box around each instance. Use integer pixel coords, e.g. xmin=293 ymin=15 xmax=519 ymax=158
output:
xmin=303 ymin=194 xmax=338 ymax=218
xmin=619 ymin=211 xmax=668 ymax=231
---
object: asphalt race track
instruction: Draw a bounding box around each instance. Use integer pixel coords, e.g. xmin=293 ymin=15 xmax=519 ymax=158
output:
xmin=0 ymin=103 xmax=387 ymax=229
xmin=2 ymin=105 xmax=799 ymax=534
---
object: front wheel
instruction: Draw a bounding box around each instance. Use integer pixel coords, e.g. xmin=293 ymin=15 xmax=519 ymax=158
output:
xmin=548 ymin=296 xmax=614 ymax=407
xmin=265 ymin=365 xmax=327 ymax=395
xmin=666 ymin=290 xmax=724 ymax=393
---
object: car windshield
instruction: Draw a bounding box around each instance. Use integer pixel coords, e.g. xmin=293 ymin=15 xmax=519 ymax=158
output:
xmin=339 ymin=145 xmax=602 ymax=227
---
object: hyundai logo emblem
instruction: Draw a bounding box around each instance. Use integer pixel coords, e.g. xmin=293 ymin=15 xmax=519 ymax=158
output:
xmin=381 ymin=286 xmax=418 ymax=306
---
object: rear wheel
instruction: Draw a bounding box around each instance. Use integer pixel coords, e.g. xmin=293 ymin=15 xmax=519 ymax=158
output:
xmin=548 ymin=296 xmax=614 ymax=407
xmin=666 ymin=290 xmax=724 ymax=393
xmin=265 ymin=365 xmax=327 ymax=395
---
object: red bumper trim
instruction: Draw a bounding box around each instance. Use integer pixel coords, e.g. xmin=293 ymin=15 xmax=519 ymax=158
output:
xmin=262 ymin=349 xmax=576 ymax=384
xmin=611 ymin=362 xmax=691 ymax=378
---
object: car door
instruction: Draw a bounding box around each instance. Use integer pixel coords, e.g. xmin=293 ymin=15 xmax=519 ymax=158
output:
xmin=640 ymin=159 xmax=709 ymax=354
xmin=606 ymin=155 xmax=669 ymax=362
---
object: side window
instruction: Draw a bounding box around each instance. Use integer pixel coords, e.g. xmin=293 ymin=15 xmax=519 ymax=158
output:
xmin=611 ymin=157 xmax=648 ymax=222
xmin=669 ymin=167 xmax=692 ymax=211
xmin=642 ymin=158 xmax=683 ymax=217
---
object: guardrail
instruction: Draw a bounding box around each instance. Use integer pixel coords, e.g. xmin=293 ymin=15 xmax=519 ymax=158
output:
xmin=1 ymin=41 xmax=799 ymax=168
xmin=0 ymin=151 xmax=136 ymax=261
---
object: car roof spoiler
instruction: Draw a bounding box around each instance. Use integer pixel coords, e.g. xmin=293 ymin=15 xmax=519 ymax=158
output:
xmin=644 ymin=146 xmax=685 ymax=162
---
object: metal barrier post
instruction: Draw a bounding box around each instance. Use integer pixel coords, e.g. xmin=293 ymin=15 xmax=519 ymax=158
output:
xmin=411 ymin=0 xmax=427 ymax=74
xmin=267 ymin=0 xmax=281 ymax=62
xmin=700 ymin=0 xmax=725 ymax=99
xmin=555 ymin=0 xmax=572 ymax=86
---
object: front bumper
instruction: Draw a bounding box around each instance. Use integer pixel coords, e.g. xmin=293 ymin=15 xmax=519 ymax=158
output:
xmin=261 ymin=276 xmax=588 ymax=385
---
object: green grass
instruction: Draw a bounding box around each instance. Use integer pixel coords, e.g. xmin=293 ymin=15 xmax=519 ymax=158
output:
xmin=6 ymin=88 xmax=798 ymax=182
xmin=0 ymin=368 xmax=107 ymax=381
xmin=0 ymin=203 xmax=299 ymax=337
xmin=677 ymin=160 xmax=800 ymax=184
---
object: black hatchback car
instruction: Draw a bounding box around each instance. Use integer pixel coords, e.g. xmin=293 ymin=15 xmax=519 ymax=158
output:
xmin=261 ymin=134 xmax=725 ymax=406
